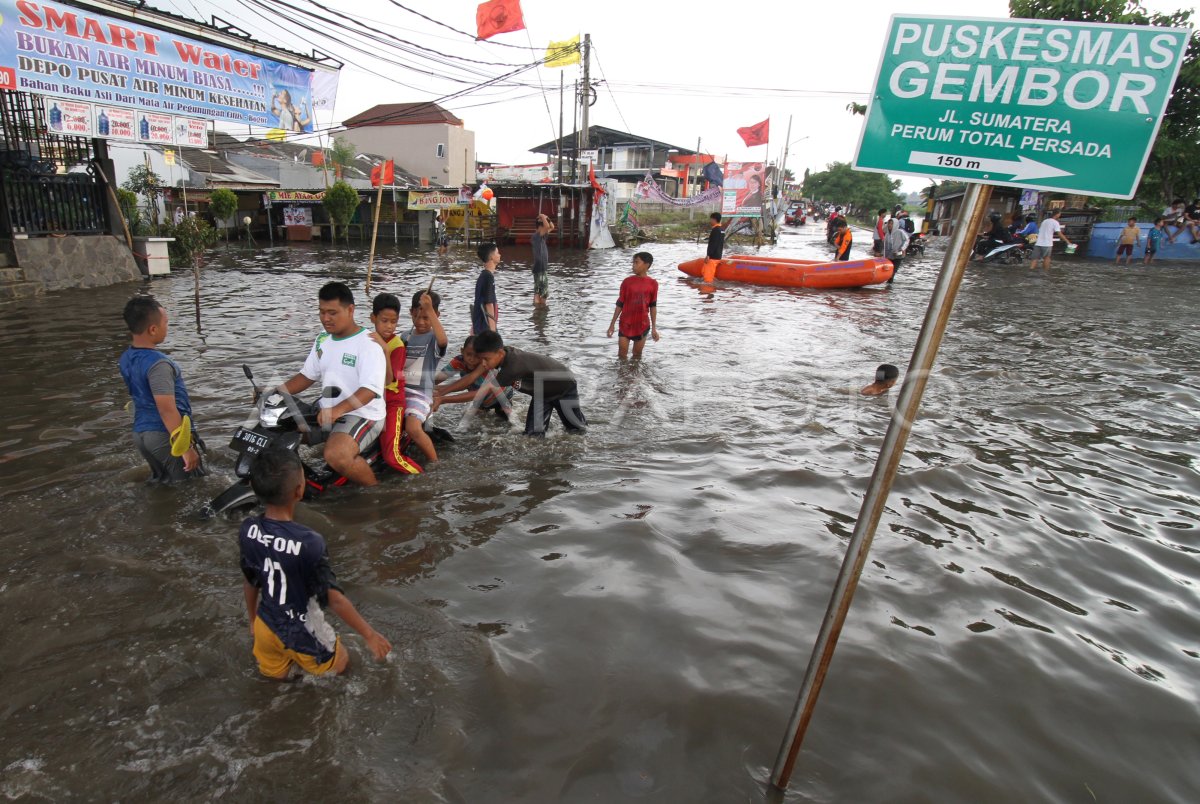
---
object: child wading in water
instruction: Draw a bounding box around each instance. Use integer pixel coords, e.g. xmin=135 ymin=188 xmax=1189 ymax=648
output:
xmin=606 ymin=251 xmax=659 ymax=359
xmin=1115 ymin=217 xmax=1141 ymax=265
xmin=402 ymin=289 xmax=448 ymax=463
xmin=370 ymin=292 xmax=421 ymax=474
xmin=1144 ymin=217 xmax=1165 ymax=264
xmin=239 ymin=446 xmax=391 ymax=679
xmin=119 ymin=295 xmax=205 ymax=483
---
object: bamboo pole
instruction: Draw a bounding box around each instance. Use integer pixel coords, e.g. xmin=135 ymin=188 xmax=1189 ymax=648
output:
xmin=770 ymin=182 xmax=994 ymax=791
xmin=364 ymin=178 xmax=385 ymax=294
xmin=94 ymin=163 xmax=133 ymax=250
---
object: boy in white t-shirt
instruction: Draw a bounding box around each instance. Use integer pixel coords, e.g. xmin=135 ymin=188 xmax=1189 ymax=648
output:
xmin=1029 ymin=209 xmax=1073 ymax=272
xmin=278 ymin=282 xmax=386 ymax=486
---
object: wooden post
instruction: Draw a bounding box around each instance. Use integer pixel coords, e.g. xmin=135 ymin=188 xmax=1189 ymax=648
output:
xmin=365 ymin=179 xmax=385 ymax=294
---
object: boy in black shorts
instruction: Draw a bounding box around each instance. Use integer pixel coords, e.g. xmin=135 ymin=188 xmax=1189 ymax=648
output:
xmin=436 ymin=331 xmax=586 ymax=436
xmin=239 ymin=447 xmax=392 ymax=679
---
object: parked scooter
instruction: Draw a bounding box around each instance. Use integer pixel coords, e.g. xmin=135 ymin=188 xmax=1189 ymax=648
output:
xmin=973 ymin=235 xmax=1031 ymax=265
xmin=202 ymin=365 xmax=443 ymax=517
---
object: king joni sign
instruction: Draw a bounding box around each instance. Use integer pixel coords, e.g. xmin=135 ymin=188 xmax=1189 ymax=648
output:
xmin=854 ymin=16 xmax=1191 ymax=198
xmin=0 ymin=0 xmax=317 ymax=130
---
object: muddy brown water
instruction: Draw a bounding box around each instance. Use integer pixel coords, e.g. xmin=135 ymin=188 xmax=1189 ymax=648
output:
xmin=1 ymin=224 xmax=1198 ymax=801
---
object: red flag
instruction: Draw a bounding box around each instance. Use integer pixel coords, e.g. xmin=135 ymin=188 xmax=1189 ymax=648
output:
xmin=476 ymin=0 xmax=525 ymax=40
xmin=737 ymin=118 xmax=770 ymax=148
xmin=371 ymin=160 xmax=394 ymax=187
xmin=589 ymin=162 xmax=604 ymax=195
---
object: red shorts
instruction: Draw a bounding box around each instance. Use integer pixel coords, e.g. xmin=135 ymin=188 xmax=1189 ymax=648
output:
xmin=1116 ymin=243 xmax=1134 ymax=256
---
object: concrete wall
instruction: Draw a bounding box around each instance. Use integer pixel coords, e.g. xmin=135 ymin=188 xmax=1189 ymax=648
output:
xmin=14 ymin=235 xmax=140 ymax=291
xmin=340 ymin=124 xmax=475 ymax=186
xmin=1087 ymin=221 xmax=1200 ymax=261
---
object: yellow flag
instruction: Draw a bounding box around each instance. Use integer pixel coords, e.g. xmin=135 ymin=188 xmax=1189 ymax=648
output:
xmin=266 ymin=128 xmax=287 ymax=142
xmin=545 ymin=36 xmax=580 ymax=68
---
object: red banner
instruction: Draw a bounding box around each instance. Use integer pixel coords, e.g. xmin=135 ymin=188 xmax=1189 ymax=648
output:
xmin=476 ymin=0 xmax=525 ymax=40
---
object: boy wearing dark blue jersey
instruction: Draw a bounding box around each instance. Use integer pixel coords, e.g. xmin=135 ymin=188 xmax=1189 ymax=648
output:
xmin=239 ymin=447 xmax=391 ymax=678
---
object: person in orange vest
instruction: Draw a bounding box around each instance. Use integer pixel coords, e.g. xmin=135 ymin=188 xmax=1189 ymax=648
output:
xmin=833 ymin=218 xmax=853 ymax=261
xmin=701 ymin=212 xmax=724 ymax=284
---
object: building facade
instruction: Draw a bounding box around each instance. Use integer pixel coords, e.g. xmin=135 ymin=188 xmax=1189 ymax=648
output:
xmin=339 ymin=103 xmax=475 ymax=187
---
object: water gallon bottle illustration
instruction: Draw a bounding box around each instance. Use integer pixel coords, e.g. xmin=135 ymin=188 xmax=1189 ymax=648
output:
xmin=98 ymin=110 xmax=110 ymax=136
xmin=139 ymin=115 xmax=150 ymax=140
xmin=49 ymin=103 xmax=62 ymax=131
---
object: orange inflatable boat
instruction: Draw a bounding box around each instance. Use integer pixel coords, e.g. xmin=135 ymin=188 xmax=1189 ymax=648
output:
xmin=677 ymin=256 xmax=893 ymax=289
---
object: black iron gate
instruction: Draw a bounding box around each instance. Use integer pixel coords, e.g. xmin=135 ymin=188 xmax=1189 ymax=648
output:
xmin=0 ymin=89 xmax=107 ymax=237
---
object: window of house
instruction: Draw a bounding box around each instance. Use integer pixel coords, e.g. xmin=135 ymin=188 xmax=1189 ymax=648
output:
xmin=436 ymin=143 xmax=445 ymax=158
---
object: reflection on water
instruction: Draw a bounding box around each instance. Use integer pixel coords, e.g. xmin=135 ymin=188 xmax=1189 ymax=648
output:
xmin=1 ymin=227 xmax=1198 ymax=801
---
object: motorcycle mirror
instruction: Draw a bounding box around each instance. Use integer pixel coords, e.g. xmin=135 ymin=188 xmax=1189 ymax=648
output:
xmin=242 ymin=364 xmax=255 ymax=383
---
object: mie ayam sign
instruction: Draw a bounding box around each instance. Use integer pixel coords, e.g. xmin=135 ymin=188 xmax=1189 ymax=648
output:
xmin=0 ymin=0 xmax=318 ymax=129
xmin=853 ymin=16 xmax=1190 ymax=198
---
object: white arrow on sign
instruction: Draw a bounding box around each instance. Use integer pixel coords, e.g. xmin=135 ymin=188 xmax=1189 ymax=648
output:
xmin=909 ymin=152 xmax=1073 ymax=182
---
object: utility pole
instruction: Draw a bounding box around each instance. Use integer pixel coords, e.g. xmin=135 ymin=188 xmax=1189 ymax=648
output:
xmin=580 ymin=34 xmax=591 ymax=150
xmin=557 ymin=71 xmax=564 ymax=182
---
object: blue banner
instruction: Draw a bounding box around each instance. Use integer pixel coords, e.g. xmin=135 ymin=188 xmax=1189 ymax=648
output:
xmin=0 ymin=0 xmax=315 ymax=130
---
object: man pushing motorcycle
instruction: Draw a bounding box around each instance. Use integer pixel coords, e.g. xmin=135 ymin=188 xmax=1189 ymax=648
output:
xmin=274 ymin=281 xmax=386 ymax=487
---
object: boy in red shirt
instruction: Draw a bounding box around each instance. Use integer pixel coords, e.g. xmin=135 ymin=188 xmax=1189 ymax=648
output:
xmin=606 ymin=251 xmax=660 ymax=359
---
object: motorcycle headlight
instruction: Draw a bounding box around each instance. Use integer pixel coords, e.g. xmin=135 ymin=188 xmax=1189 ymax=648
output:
xmin=260 ymin=407 xmax=282 ymax=428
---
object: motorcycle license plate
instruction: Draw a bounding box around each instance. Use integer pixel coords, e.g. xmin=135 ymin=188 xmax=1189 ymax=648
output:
xmin=230 ymin=427 xmax=270 ymax=454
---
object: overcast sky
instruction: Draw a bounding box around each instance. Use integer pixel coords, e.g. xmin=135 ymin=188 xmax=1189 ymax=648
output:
xmin=160 ymin=0 xmax=1197 ymax=192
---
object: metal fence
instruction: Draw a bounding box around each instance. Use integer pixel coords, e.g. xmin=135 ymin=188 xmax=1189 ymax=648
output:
xmin=2 ymin=171 xmax=107 ymax=236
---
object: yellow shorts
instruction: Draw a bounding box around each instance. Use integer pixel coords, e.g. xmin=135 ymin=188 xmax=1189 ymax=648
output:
xmin=252 ymin=615 xmax=343 ymax=678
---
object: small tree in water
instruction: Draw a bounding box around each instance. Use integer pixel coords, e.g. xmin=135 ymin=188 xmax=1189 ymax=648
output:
xmin=208 ymin=188 xmax=238 ymax=242
xmin=167 ymin=216 xmax=219 ymax=268
xmin=122 ymin=164 xmax=165 ymax=231
xmin=323 ymin=180 xmax=360 ymax=242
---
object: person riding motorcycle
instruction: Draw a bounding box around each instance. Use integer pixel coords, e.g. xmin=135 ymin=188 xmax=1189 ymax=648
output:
xmin=975 ymin=212 xmax=1016 ymax=258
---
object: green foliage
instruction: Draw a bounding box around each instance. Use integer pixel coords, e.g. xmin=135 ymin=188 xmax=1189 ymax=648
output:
xmin=207 ymin=188 xmax=238 ymax=242
xmin=1010 ymin=0 xmax=1200 ymax=202
xmin=121 ymin=164 xmax=164 ymax=229
xmin=323 ymin=180 xmax=360 ymax=241
xmin=166 ymin=216 xmax=219 ymax=267
xmin=208 ymin=188 xmax=238 ymax=223
xmin=114 ymin=187 xmax=151 ymax=236
xmin=329 ymin=137 xmax=357 ymax=179
xmin=802 ymin=162 xmax=904 ymax=216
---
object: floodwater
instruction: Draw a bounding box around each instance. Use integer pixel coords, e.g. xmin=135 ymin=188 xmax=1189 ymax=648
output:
xmin=2 ymin=222 xmax=1198 ymax=802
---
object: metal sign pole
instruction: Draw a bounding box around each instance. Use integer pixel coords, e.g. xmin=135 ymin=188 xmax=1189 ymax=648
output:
xmin=770 ymin=182 xmax=993 ymax=791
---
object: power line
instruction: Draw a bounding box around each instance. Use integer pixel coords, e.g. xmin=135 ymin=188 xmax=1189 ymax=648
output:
xmin=384 ymin=0 xmax=543 ymax=50
xmin=589 ymin=44 xmax=631 ymax=134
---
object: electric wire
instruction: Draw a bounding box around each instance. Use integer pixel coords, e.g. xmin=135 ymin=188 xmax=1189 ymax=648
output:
xmin=589 ymin=44 xmax=632 ymax=134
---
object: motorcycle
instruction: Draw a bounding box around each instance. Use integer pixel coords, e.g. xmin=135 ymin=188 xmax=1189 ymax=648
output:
xmin=202 ymin=365 xmax=446 ymax=518
xmin=906 ymin=232 xmax=929 ymax=258
xmin=973 ymin=235 xmax=1031 ymax=265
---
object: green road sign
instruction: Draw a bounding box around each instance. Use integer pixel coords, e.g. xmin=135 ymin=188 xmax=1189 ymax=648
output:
xmin=854 ymin=16 xmax=1191 ymax=198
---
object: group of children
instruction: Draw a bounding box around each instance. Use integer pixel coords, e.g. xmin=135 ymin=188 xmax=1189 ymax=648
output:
xmin=118 ymin=237 xmax=668 ymax=681
xmin=1115 ymin=216 xmax=1172 ymax=265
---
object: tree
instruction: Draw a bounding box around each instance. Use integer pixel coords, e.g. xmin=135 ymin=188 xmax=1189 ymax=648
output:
xmin=329 ymin=137 xmax=357 ymax=180
xmin=121 ymin=164 xmax=165 ymax=230
xmin=167 ymin=216 xmax=219 ymax=268
xmin=846 ymin=102 xmax=867 ymax=116
xmin=802 ymin=162 xmax=904 ymax=216
xmin=1010 ymin=0 xmax=1200 ymax=202
xmin=207 ymin=188 xmax=238 ymax=242
xmin=323 ymin=180 xmax=360 ymax=241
